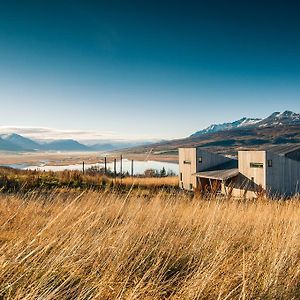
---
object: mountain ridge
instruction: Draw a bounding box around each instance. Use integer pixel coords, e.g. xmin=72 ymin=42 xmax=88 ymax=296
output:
xmin=191 ymin=117 xmax=262 ymax=137
xmin=2 ymin=133 xmax=41 ymax=151
xmin=191 ymin=110 xmax=300 ymax=137
xmin=40 ymin=139 xmax=91 ymax=151
xmin=123 ymin=110 xmax=300 ymax=157
xmin=1 ymin=111 xmax=299 ymax=153
xmin=0 ymin=134 xmax=150 ymax=152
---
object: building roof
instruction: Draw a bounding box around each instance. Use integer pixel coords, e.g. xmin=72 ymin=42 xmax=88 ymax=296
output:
xmin=178 ymin=146 xmax=224 ymax=154
xmin=239 ymin=144 xmax=300 ymax=162
xmin=193 ymin=159 xmax=238 ymax=181
xmin=265 ymin=144 xmax=300 ymax=156
xmin=239 ymin=144 xmax=300 ymax=155
xmin=194 ymin=168 xmax=239 ymax=181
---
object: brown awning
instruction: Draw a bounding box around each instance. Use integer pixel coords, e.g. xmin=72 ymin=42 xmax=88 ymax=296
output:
xmin=194 ymin=168 xmax=239 ymax=181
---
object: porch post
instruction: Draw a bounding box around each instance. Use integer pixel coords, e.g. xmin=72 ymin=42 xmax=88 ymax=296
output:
xmin=209 ymin=178 xmax=212 ymax=190
xmin=223 ymin=180 xmax=228 ymax=196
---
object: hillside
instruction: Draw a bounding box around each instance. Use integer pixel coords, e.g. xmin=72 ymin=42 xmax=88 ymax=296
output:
xmin=0 ymin=137 xmax=25 ymax=151
xmin=40 ymin=139 xmax=91 ymax=151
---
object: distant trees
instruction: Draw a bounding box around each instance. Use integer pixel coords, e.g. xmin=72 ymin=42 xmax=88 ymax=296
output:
xmin=166 ymin=170 xmax=176 ymax=176
xmin=160 ymin=167 xmax=166 ymax=177
xmin=143 ymin=167 xmax=175 ymax=178
xmin=144 ymin=169 xmax=157 ymax=177
xmin=85 ymin=166 xmax=114 ymax=176
xmin=85 ymin=166 xmax=176 ymax=178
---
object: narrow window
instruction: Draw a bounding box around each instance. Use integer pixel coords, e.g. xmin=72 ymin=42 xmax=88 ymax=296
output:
xmin=183 ymin=160 xmax=191 ymax=164
xmin=180 ymin=172 xmax=183 ymax=181
xmin=268 ymin=160 xmax=273 ymax=167
xmin=250 ymin=162 xmax=263 ymax=168
xmin=189 ymin=183 xmax=193 ymax=190
xmin=251 ymin=177 xmax=255 ymax=188
xmin=198 ymin=156 xmax=202 ymax=163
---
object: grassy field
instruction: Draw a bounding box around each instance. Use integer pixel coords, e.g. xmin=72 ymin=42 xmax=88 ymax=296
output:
xmin=0 ymin=188 xmax=300 ymax=299
xmin=0 ymin=167 xmax=179 ymax=192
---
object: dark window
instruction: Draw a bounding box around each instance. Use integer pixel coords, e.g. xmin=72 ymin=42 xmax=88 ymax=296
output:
xmin=180 ymin=172 xmax=183 ymax=181
xmin=268 ymin=160 xmax=273 ymax=167
xmin=189 ymin=183 xmax=193 ymax=190
xmin=251 ymin=177 xmax=255 ymax=188
xmin=250 ymin=162 xmax=263 ymax=168
xmin=198 ymin=156 xmax=202 ymax=163
xmin=183 ymin=160 xmax=191 ymax=164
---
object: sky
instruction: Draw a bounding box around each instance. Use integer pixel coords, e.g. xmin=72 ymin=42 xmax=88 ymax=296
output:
xmin=0 ymin=0 xmax=300 ymax=141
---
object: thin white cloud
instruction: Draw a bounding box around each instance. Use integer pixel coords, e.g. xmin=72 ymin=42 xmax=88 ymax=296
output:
xmin=0 ymin=126 xmax=160 ymax=144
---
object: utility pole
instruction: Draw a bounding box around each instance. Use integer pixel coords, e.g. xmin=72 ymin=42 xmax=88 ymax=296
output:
xmin=114 ymin=158 xmax=116 ymax=178
xmin=104 ymin=157 xmax=107 ymax=174
xmin=131 ymin=159 xmax=134 ymax=177
xmin=120 ymin=155 xmax=123 ymax=178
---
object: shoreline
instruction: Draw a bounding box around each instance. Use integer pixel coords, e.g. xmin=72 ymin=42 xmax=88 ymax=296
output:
xmin=0 ymin=151 xmax=178 ymax=166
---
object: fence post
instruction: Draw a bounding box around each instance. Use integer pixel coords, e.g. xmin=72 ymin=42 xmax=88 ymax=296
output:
xmin=120 ymin=155 xmax=123 ymax=179
xmin=131 ymin=160 xmax=134 ymax=177
xmin=104 ymin=157 xmax=107 ymax=174
xmin=114 ymin=159 xmax=116 ymax=178
xmin=82 ymin=161 xmax=85 ymax=174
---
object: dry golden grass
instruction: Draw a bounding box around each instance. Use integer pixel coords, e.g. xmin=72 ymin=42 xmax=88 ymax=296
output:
xmin=0 ymin=190 xmax=300 ymax=299
xmin=0 ymin=167 xmax=179 ymax=192
xmin=115 ymin=176 xmax=179 ymax=187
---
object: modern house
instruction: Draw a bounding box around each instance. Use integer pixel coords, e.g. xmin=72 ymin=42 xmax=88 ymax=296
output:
xmin=179 ymin=144 xmax=300 ymax=198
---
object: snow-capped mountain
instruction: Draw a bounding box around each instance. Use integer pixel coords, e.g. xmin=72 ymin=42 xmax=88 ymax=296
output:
xmin=256 ymin=111 xmax=300 ymax=128
xmin=127 ymin=110 xmax=300 ymax=155
xmin=191 ymin=111 xmax=300 ymax=137
xmin=191 ymin=117 xmax=261 ymax=137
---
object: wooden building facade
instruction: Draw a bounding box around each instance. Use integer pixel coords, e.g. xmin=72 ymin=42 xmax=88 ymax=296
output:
xmin=179 ymin=145 xmax=300 ymax=198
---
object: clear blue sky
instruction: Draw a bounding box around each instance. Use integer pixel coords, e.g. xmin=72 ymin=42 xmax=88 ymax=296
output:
xmin=0 ymin=0 xmax=299 ymax=140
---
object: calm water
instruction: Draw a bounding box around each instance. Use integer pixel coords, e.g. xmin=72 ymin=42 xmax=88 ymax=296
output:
xmin=10 ymin=159 xmax=179 ymax=175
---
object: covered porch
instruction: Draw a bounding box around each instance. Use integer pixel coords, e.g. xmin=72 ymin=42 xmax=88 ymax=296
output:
xmin=194 ymin=168 xmax=239 ymax=194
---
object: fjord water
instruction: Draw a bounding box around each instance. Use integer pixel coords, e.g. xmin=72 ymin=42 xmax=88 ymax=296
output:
xmin=12 ymin=159 xmax=179 ymax=175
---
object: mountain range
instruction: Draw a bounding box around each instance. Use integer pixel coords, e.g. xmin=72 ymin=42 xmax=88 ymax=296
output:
xmin=1 ymin=111 xmax=300 ymax=153
xmin=126 ymin=110 xmax=300 ymax=156
xmin=191 ymin=111 xmax=300 ymax=137
xmin=0 ymin=133 xmax=148 ymax=152
xmin=190 ymin=117 xmax=262 ymax=137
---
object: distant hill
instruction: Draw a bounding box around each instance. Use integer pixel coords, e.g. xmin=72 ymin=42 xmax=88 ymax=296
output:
xmin=0 ymin=134 xmax=149 ymax=152
xmin=41 ymin=139 xmax=91 ymax=151
xmin=89 ymin=143 xmax=116 ymax=151
xmin=90 ymin=141 xmax=153 ymax=151
xmin=0 ymin=135 xmax=92 ymax=152
xmin=0 ymin=137 xmax=25 ymax=151
xmin=2 ymin=133 xmax=40 ymax=150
